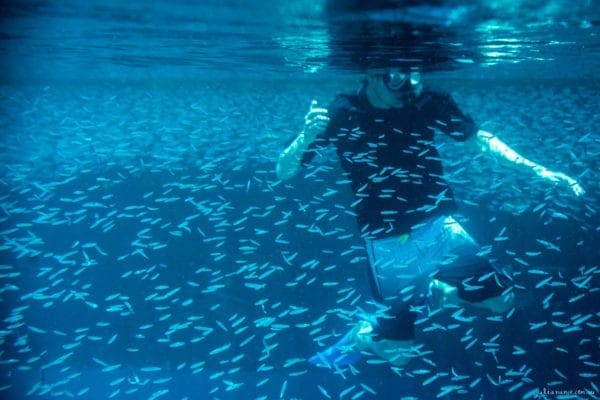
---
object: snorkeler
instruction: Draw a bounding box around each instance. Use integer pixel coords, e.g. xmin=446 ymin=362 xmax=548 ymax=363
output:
xmin=276 ymin=66 xmax=584 ymax=367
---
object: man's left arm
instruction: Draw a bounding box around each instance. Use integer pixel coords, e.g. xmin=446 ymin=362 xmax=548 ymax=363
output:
xmin=474 ymin=130 xmax=585 ymax=197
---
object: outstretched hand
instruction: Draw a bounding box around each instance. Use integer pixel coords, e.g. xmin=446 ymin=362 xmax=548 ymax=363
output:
xmin=302 ymin=100 xmax=329 ymax=143
xmin=535 ymin=167 xmax=585 ymax=197
xmin=569 ymin=180 xmax=585 ymax=197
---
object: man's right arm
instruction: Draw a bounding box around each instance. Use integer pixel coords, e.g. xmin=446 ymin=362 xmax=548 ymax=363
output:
xmin=475 ymin=130 xmax=585 ymax=197
xmin=276 ymin=100 xmax=329 ymax=181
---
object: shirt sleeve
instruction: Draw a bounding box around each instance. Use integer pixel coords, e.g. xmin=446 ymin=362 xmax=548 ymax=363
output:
xmin=429 ymin=91 xmax=478 ymax=141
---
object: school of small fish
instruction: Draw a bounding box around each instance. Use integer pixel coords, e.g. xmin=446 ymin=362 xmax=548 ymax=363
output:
xmin=0 ymin=80 xmax=598 ymax=399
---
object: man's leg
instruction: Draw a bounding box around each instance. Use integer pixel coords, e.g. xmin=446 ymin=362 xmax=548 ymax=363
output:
xmin=429 ymin=278 xmax=514 ymax=313
xmin=430 ymin=246 xmax=514 ymax=312
xmin=356 ymin=307 xmax=419 ymax=366
xmin=310 ymin=215 xmax=510 ymax=368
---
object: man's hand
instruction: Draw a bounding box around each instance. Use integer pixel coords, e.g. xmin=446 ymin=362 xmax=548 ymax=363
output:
xmin=276 ymin=100 xmax=330 ymax=181
xmin=535 ymin=167 xmax=585 ymax=197
xmin=302 ymin=100 xmax=329 ymax=143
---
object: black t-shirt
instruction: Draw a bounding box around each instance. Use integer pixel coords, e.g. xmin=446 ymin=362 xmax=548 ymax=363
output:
xmin=302 ymin=87 xmax=478 ymax=238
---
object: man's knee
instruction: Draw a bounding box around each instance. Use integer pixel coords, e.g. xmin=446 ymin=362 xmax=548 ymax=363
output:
xmin=429 ymin=278 xmax=514 ymax=313
xmin=455 ymin=267 xmax=512 ymax=303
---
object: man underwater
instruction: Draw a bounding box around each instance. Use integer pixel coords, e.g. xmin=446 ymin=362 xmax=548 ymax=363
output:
xmin=276 ymin=66 xmax=584 ymax=367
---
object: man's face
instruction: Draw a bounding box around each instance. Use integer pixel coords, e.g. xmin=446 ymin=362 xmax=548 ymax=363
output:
xmin=382 ymin=68 xmax=421 ymax=93
xmin=366 ymin=67 xmax=423 ymax=108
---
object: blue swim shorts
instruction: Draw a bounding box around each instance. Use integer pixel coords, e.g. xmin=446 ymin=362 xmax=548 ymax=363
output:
xmin=365 ymin=215 xmax=501 ymax=309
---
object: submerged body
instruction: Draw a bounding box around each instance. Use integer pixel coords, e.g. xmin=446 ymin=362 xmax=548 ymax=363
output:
xmin=276 ymin=67 xmax=584 ymax=366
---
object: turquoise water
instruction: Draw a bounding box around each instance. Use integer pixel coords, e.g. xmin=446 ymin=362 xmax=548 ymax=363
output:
xmin=1 ymin=1 xmax=599 ymax=399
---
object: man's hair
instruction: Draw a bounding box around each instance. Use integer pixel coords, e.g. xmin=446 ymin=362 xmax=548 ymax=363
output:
xmin=324 ymin=1 xmax=459 ymax=73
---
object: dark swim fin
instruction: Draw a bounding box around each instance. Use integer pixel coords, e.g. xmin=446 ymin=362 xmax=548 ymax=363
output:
xmin=308 ymin=322 xmax=371 ymax=367
xmin=308 ymin=328 xmax=361 ymax=367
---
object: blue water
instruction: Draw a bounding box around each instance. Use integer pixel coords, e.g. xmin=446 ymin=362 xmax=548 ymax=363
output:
xmin=1 ymin=1 xmax=599 ymax=399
